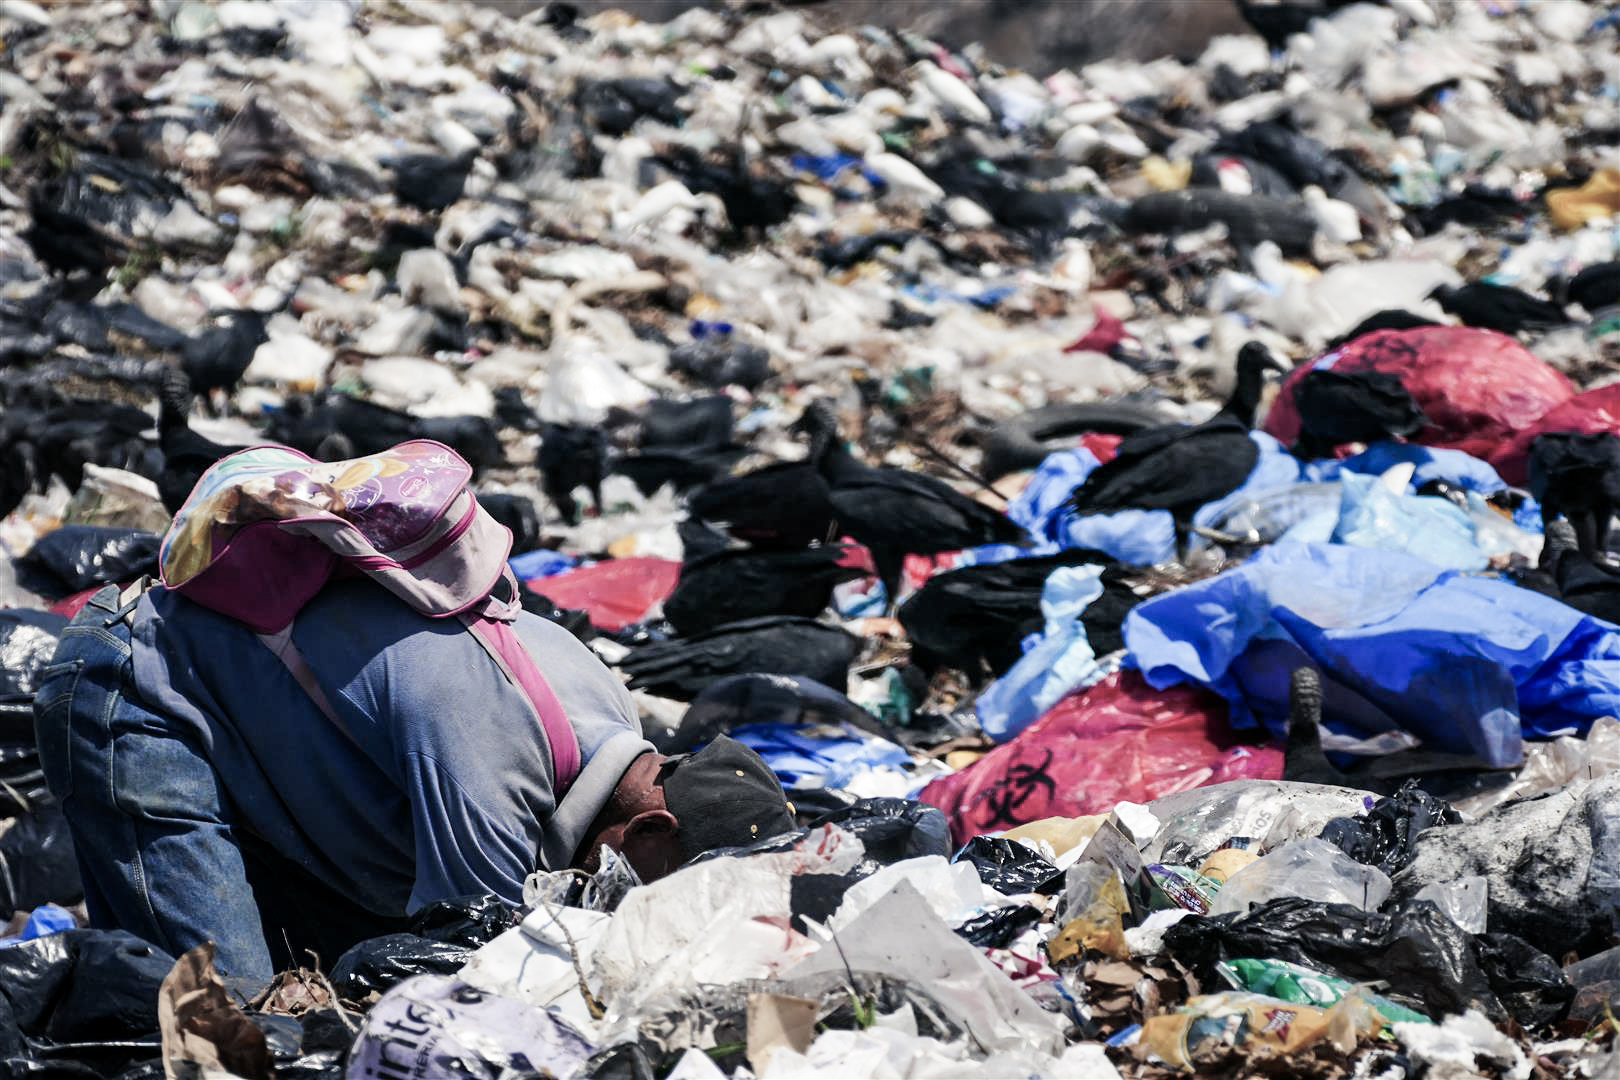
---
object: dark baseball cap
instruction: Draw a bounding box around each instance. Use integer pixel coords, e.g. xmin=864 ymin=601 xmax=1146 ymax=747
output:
xmin=657 ymin=735 xmax=797 ymax=861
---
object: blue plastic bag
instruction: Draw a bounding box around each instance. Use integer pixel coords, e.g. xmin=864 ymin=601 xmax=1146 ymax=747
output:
xmin=728 ymin=722 xmax=913 ymax=791
xmin=1330 ymin=472 xmax=1488 ymax=571
xmin=1305 ymin=441 xmax=1507 ymax=495
xmin=975 ymin=564 xmax=1110 ymax=742
xmin=1124 ymin=543 xmax=1620 ymax=766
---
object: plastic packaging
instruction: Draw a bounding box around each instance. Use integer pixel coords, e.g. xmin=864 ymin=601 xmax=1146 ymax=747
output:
xmin=1210 ymin=838 xmax=1392 ymax=916
xmin=952 ymin=836 xmax=1064 ymax=896
xmin=1215 ymin=957 xmax=1432 ymax=1024
xmin=1141 ymin=991 xmax=1378 ymax=1070
xmin=345 ymin=975 xmax=596 ymax=1080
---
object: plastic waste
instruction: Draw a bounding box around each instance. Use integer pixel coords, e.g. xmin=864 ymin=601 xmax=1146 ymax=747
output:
xmin=0 ymin=904 xmax=76 ymax=948
xmin=1209 ymin=837 xmax=1392 ymax=916
xmin=0 ymin=802 xmax=81 ymax=918
xmin=952 ymin=836 xmax=1064 ymax=896
xmin=658 ymin=675 xmax=884 ymax=755
xmin=346 ymin=975 xmax=596 ymax=1080
xmin=808 ymin=799 xmax=951 ymax=876
xmin=1547 ymin=168 xmax=1620 ymax=231
xmin=19 ymin=526 xmax=161 ymax=596
xmin=1393 ymin=772 xmax=1620 ymax=958
xmin=1319 ymin=781 xmax=1463 ymax=876
xmin=974 ymin=563 xmax=1108 ymax=742
xmin=783 ymin=879 xmax=1066 ymax=1055
xmin=527 ymin=557 xmax=680 ymax=633
xmin=1163 ymin=895 xmax=1568 ymax=1026
xmin=1215 ymin=957 xmax=1432 ymax=1024
xmin=922 ymin=671 xmax=1284 ymax=846
xmin=1141 ymin=991 xmax=1381 ymax=1070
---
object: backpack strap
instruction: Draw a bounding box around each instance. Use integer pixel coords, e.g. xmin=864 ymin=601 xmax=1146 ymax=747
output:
xmin=256 ymin=608 xmax=583 ymax=794
xmin=257 ymin=625 xmax=361 ymax=747
xmin=459 ymin=614 xmax=581 ymax=791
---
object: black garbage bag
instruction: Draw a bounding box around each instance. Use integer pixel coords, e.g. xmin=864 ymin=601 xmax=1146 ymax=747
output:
xmin=0 ymin=927 xmax=174 ymax=1079
xmin=952 ymin=836 xmax=1063 ymax=896
xmin=327 ymin=934 xmax=473 ymax=1002
xmin=580 ymin=78 xmax=685 ymax=137
xmin=1473 ymin=932 xmax=1575 ymax=1029
xmin=404 ymin=894 xmax=515 ymax=950
xmin=1122 ymin=190 xmax=1318 ymax=255
xmin=657 ymin=674 xmax=887 ymax=755
xmin=386 ymin=153 xmax=474 ymax=213
xmin=0 ymin=743 xmax=48 ymax=818
xmin=265 ymin=1007 xmax=357 ymax=1080
xmin=1162 ymin=895 xmax=1567 ymax=1025
xmin=20 ymin=527 xmax=161 ymax=595
xmin=953 ymin=905 xmax=1042 ymax=949
xmin=667 ymin=339 xmax=772 ymax=391
xmin=1320 ymin=781 xmax=1463 ymax=876
xmin=809 ymin=799 xmax=951 ymax=876
xmin=0 ymin=801 xmax=82 ymax=917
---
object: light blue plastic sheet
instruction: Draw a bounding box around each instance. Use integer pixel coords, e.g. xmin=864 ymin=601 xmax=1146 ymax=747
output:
xmin=729 ymin=722 xmax=913 ymax=791
xmin=1331 ymin=472 xmax=1488 ymax=571
xmin=974 ymin=564 xmax=1109 ymax=743
xmin=1304 ymin=441 xmax=1507 ymax=495
xmin=1124 ymin=543 xmax=1620 ymax=766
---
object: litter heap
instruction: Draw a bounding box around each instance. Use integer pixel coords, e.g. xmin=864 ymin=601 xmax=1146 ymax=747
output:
xmin=2 ymin=0 xmax=1620 ymax=1075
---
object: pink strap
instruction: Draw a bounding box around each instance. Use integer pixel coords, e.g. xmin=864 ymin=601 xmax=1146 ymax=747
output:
xmin=257 ymin=627 xmax=359 ymax=745
xmin=462 ymin=615 xmax=582 ymax=790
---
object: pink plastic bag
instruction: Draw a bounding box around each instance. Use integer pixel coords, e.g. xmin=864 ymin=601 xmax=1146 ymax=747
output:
xmin=1263 ymin=327 xmax=1573 ymax=463
xmin=1490 ymin=383 xmax=1620 ymax=486
xmin=921 ymin=670 xmax=1284 ymax=847
xmin=528 ymin=557 xmax=680 ymax=631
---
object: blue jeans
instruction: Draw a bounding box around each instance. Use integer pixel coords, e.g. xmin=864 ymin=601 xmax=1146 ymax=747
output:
xmin=33 ymin=586 xmax=403 ymax=979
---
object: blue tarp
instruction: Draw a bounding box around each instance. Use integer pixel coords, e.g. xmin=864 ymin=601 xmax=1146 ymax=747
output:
xmin=1123 ymin=543 xmax=1620 ymax=767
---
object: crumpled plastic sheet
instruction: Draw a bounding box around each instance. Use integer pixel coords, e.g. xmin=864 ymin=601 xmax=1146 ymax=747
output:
xmin=921 ymin=670 xmax=1284 ymax=846
xmin=1125 ymin=542 xmax=1620 ymax=765
xmin=592 ymin=825 xmax=864 ymax=1024
xmin=784 ymin=879 xmax=1066 ymax=1056
xmin=1141 ymin=781 xmax=1375 ymax=867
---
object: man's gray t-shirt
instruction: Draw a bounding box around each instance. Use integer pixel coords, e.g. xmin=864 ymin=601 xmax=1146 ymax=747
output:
xmin=128 ymin=578 xmax=651 ymax=916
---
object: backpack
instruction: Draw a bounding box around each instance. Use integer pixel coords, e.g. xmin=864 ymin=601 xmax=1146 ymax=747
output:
xmin=158 ymin=439 xmax=580 ymax=789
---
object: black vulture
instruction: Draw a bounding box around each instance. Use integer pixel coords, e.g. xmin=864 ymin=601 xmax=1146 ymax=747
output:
xmin=181 ymin=311 xmax=269 ymax=402
xmin=687 ymin=459 xmax=839 ymax=550
xmin=1528 ymin=432 xmax=1620 ymax=563
xmin=1067 ymin=342 xmax=1285 ymax=560
xmin=1429 ymin=282 xmax=1570 ymax=335
xmin=618 ymin=615 xmax=860 ymax=701
xmin=663 ymin=544 xmax=867 ymax=636
xmin=1542 ymin=519 xmax=1620 ymax=625
xmin=795 ymin=402 xmax=1030 ymax=607
xmin=1560 ymin=261 xmax=1620 ymax=313
xmin=611 ymin=396 xmax=748 ymax=496
xmin=157 ymin=369 xmax=253 ymax=514
xmin=537 ymin=423 xmax=606 ymax=525
xmin=477 ymin=493 xmax=542 ymax=555
xmin=1291 ymin=368 xmax=1426 ymax=460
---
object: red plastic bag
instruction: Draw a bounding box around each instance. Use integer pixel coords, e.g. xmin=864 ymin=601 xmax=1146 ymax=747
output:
xmin=920 ymin=670 xmax=1284 ymax=847
xmin=1490 ymin=384 xmax=1620 ymax=486
xmin=524 ymin=557 xmax=680 ymax=631
xmin=1263 ymin=327 xmax=1573 ymax=463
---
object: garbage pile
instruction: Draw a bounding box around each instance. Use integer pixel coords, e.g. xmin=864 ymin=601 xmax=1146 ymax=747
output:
xmin=1 ymin=0 xmax=1620 ymax=1075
